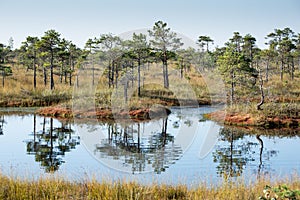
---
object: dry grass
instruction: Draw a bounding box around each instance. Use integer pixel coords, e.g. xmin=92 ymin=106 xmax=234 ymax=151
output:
xmin=1 ymin=63 xmax=212 ymax=108
xmin=0 ymin=66 xmax=72 ymax=96
xmin=74 ymin=63 xmax=211 ymax=110
xmin=2 ymin=63 xmax=299 ymax=110
xmin=0 ymin=66 xmax=72 ymax=106
xmin=0 ymin=173 xmax=299 ymax=200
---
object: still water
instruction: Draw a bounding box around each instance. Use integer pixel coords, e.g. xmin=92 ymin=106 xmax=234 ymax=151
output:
xmin=0 ymin=107 xmax=299 ymax=186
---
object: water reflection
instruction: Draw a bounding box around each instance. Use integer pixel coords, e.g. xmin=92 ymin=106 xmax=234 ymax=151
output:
xmin=255 ymin=135 xmax=278 ymax=177
xmin=256 ymin=135 xmax=264 ymax=176
xmin=213 ymin=127 xmax=290 ymax=179
xmin=0 ymin=115 xmax=5 ymax=135
xmin=0 ymin=107 xmax=299 ymax=184
xmin=213 ymin=127 xmax=254 ymax=178
xmin=94 ymin=117 xmax=183 ymax=174
xmin=25 ymin=115 xmax=80 ymax=172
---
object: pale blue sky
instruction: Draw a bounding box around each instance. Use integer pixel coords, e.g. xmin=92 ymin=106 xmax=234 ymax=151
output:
xmin=0 ymin=0 xmax=299 ymax=49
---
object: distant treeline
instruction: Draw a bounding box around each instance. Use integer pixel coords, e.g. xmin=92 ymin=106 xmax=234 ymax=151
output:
xmin=0 ymin=21 xmax=299 ymax=106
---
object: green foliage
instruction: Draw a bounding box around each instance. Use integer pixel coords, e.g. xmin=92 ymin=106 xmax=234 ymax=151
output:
xmin=1 ymin=24 xmax=300 ymax=112
xmin=259 ymin=184 xmax=300 ymax=200
xmin=148 ymin=20 xmax=183 ymax=88
xmin=217 ymin=35 xmax=257 ymax=103
xmin=0 ymin=65 xmax=12 ymax=76
xmin=198 ymin=35 xmax=214 ymax=52
xmin=148 ymin=21 xmax=183 ymax=51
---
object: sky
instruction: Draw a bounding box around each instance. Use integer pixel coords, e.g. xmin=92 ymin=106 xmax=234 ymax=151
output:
xmin=0 ymin=0 xmax=300 ymax=49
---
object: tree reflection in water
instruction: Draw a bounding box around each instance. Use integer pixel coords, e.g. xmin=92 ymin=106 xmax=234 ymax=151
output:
xmin=213 ymin=127 xmax=279 ymax=179
xmin=25 ymin=115 xmax=80 ymax=173
xmin=255 ymin=134 xmax=278 ymax=177
xmin=213 ymin=127 xmax=252 ymax=178
xmin=95 ymin=117 xmax=183 ymax=174
xmin=0 ymin=115 xmax=4 ymax=135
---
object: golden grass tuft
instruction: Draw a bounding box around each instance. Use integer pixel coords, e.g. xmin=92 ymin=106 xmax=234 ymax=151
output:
xmin=0 ymin=173 xmax=299 ymax=200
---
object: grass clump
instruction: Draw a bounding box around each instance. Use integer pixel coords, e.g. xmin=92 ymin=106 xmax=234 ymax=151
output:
xmin=218 ymin=102 xmax=299 ymax=128
xmin=226 ymin=102 xmax=300 ymax=119
xmin=0 ymin=173 xmax=299 ymax=200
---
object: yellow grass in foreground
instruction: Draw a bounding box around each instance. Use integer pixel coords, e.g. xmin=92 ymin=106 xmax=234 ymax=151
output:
xmin=0 ymin=173 xmax=299 ymax=200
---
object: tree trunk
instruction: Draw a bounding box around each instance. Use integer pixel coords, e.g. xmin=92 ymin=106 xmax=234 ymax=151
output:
xmin=108 ymin=61 xmax=111 ymax=88
xmin=230 ymin=70 xmax=235 ymax=104
xmin=69 ymin=67 xmax=72 ymax=86
xmin=2 ymin=70 xmax=4 ymax=87
xmin=162 ymin=61 xmax=166 ymax=88
xmin=115 ymin=62 xmax=118 ymax=88
xmin=64 ymin=71 xmax=67 ymax=84
xmin=124 ymin=80 xmax=128 ymax=103
xmin=69 ymin=58 xmax=74 ymax=86
xmin=60 ymin=62 xmax=63 ymax=83
xmin=280 ymin=57 xmax=284 ymax=81
xmin=165 ymin=59 xmax=169 ymax=88
xmin=50 ymin=50 xmax=55 ymax=90
xmin=162 ymin=51 xmax=167 ymax=88
xmin=137 ymin=58 xmax=141 ymax=97
xmin=92 ymin=54 xmax=95 ymax=86
xmin=180 ymin=59 xmax=183 ymax=79
xmin=257 ymin=69 xmax=264 ymax=110
xmin=131 ymin=63 xmax=134 ymax=87
xmin=291 ymin=57 xmax=294 ymax=80
xmin=111 ymin=60 xmax=115 ymax=87
xmin=33 ymin=55 xmax=36 ymax=89
xmin=265 ymin=58 xmax=269 ymax=82
xmin=43 ymin=66 xmax=47 ymax=86
xmin=287 ymin=57 xmax=290 ymax=79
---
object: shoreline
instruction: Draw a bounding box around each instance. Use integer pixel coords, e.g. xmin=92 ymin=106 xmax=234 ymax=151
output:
xmin=204 ymin=110 xmax=300 ymax=129
xmin=0 ymin=97 xmax=212 ymax=121
xmin=1 ymin=102 xmax=299 ymax=129
xmin=36 ymin=105 xmax=172 ymax=121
